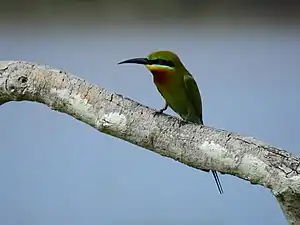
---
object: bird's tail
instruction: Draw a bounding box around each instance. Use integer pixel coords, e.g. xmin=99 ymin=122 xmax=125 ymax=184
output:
xmin=196 ymin=119 xmax=223 ymax=194
xmin=212 ymin=170 xmax=223 ymax=194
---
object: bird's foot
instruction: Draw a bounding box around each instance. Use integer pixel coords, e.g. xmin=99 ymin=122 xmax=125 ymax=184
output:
xmin=153 ymin=103 xmax=168 ymax=117
xmin=178 ymin=119 xmax=189 ymax=127
xmin=153 ymin=108 xmax=166 ymax=117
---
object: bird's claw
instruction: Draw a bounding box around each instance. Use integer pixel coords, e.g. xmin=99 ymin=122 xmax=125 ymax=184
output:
xmin=153 ymin=109 xmax=165 ymax=117
xmin=177 ymin=120 xmax=186 ymax=127
xmin=153 ymin=103 xmax=168 ymax=117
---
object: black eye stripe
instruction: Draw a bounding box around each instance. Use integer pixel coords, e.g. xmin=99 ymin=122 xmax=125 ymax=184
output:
xmin=149 ymin=59 xmax=174 ymax=67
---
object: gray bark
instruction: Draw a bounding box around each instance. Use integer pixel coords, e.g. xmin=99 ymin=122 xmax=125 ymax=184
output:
xmin=0 ymin=61 xmax=299 ymax=225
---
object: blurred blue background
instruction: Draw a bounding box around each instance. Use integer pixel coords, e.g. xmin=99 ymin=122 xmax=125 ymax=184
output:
xmin=0 ymin=1 xmax=299 ymax=224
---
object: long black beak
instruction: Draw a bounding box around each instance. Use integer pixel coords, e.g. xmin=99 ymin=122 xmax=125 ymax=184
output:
xmin=118 ymin=58 xmax=151 ymax=65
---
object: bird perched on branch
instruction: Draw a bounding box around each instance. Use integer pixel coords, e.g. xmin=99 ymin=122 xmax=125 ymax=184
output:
xmin=118 ymin=50 xmax=223 ymax=194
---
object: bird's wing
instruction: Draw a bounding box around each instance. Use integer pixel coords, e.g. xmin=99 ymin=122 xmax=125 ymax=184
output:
xmin=183 ymin=73 xmax=203 ymax=124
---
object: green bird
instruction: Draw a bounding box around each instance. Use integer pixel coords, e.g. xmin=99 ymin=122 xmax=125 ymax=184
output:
xmin=118 ymin=50 xmax=223 ymax=194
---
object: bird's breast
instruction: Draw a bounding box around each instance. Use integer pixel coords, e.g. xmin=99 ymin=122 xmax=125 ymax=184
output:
xmin=151 ymin=70 xmax=172 ymax=85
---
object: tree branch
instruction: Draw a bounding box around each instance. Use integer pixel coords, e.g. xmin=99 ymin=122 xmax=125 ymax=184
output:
xmin=0 ymin=61 xmax=299 ymax=224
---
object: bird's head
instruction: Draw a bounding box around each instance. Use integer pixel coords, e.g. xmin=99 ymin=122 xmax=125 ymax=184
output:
xmin=118 ymin=50 xmax=186 ymax=74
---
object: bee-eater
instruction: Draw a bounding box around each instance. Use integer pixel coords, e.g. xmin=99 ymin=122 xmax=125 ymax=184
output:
xmin=118 ymin=50 xmax=223 ymax=194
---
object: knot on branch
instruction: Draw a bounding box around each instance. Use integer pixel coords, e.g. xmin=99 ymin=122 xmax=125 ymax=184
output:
xmin=0 ymin=62 xmax=36 ymax=101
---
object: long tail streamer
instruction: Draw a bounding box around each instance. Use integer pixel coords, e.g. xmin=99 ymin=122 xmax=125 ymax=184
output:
xmin=212 ymin=170 xmax=223 ymax=194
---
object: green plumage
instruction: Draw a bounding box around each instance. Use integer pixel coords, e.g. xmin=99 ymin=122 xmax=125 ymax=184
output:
xmin=147 ymin=51 xmax=203 ymax=124
xmin=118 ymin=50 xmax=223 ymax=194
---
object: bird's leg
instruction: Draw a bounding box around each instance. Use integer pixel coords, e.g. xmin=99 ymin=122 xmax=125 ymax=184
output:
xmin=154 ymin=101 xmax=168 ymax=116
